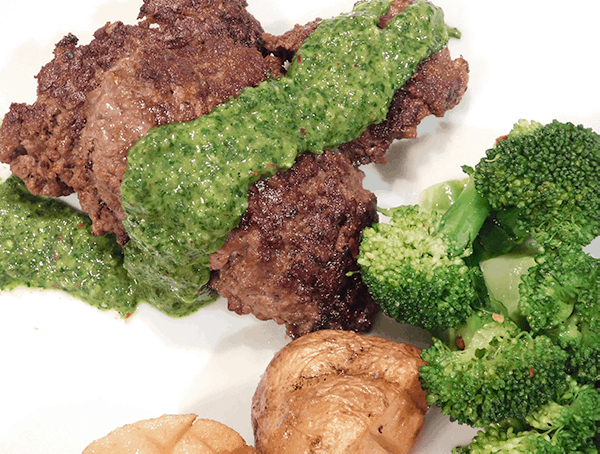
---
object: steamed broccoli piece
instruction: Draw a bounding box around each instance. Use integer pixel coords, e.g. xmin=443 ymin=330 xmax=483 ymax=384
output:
xmin=544 ymin=254 xmax=600 ymax=387
xmin=420 ymin=311 xmax=569 ymax=428
xmin=357 ymin=175 xmax=489 ymax=331
xmin=478 ymin=239 xmax=538 ymax=329
xmin=480 ymin=239 xmax=598 ymax=333
xmin=453 ymin=377 xmax=600 ymax=453
xmin=479 ymin=238 xmax=600 ymax=387
xmin=474 ymin=119 xmax=600 ymax=247
xmin=418 ymin=177 xmax=468 ymax=213
xmin=519 ymin=241 xmax=598 ymax=333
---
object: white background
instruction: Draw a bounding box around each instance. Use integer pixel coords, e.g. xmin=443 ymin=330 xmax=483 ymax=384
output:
xmin=0 ymin=0 xmax=599 ymax=452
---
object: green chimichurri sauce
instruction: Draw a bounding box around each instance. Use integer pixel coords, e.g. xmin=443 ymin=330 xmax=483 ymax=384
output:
xmin=0 ymin=176 xmax=138 ymax=316
xmin=0 ymin=176 xmax=206 ymax=317
xmin=121 ymin=0 xmax=460 ymax=311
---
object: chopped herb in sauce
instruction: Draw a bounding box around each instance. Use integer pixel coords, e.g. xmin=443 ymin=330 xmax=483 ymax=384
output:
xmin=0 ymin=176 xmax=138 ymax=316
xmin=0 ymin=176 xmax=206 ymax=317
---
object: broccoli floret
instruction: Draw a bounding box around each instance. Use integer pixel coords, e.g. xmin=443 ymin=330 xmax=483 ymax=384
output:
xmin=453 ymin=377 xmax=600 ymax=453
xmin=357 ymin=174 xmax=490 ymax=331
xmin=544 ymin=254 xmax=600 ymax=387
xmin=474 ymin=120 xmax=600 ymax=247
xmin=481 ymin=239 xmax=597 ymax=333
xmin=519 ymin=241 xmax=598 ymax=333
xmin=420 ymin=311 xmax=569 ymax=427
xmin=480 ymin=238 xmax=600 ymax=387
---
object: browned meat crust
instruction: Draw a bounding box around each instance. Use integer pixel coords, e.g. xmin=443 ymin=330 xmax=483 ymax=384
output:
xmin=262 ymin=20 xmax=322 ymax=63
xmin=209 ymin=150 xmax=379 ymax=338
xmin=0 ymin=0 xmax=281 ymax=243
xmin=338 ymin=47 xmax=469 ymax=165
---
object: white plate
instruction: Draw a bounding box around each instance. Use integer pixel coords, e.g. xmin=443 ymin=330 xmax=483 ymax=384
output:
xmin=0 ymin=0 xmax=598 ymax=452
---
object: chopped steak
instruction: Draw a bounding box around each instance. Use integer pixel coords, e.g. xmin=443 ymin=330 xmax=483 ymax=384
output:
xmin=0 ymin=0 xmax=281 ymax=243
xmin=0 ymin=0 xmax=469 ymax=336
xmin=209 ymin=150 xmax=379 ymax=338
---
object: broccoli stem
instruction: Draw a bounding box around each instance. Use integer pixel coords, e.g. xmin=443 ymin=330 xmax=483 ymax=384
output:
xmin=437 ymin=175 xmax=491 ymax=257
xmin=478 ymin=242 xmax=538 ymax=329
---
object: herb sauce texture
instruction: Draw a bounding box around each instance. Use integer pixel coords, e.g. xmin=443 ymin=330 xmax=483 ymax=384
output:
xmin=121 ymin=0 xmax=460 ymax=309
xmin=0 ymin=176 xmax=138 ymax=316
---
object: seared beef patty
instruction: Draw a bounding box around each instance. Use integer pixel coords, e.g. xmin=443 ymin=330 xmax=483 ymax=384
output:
xmin=0 ymin=0 xmax=469 ymax=337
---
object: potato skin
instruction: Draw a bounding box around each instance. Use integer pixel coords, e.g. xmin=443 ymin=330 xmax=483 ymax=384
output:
xmin=251 ymin=330 xmax=428 ymax=453
xmin=83 ymin=414 xmax=257 ymax=454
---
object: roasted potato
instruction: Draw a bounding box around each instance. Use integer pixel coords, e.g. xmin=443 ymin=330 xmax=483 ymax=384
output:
xmin=83 ymin=414 xmax=256 ymax=453
xmin=252 ymin=330 xmax=428 ymax=453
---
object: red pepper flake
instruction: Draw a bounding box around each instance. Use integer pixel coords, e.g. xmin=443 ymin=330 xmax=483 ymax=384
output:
xmin=300 ymin=128 xmax=307 ymax=136
xmin=77 ymin=223 xmax=85 ymax=228
xmin=297 ymin=54 xmax=302 ymax=64
xmin=368 ymin=116 xmax=375 ymax=120
xmin=492 ymin=313 xmax=504 ymax=322
xmin=56 ymin=236 xmax=64 ymax=242
xmin=354 ymin=64 xmax=358 ymax=67
xmin=267 ymin=163 xmax=276 ymax=168
xmin=53 ymin=252 xmax=59 ymax=261
xmin=529 ymin=367 xmax=535 ymax=377
xmin=52 ymin=284 xmax=57 ymax=289
xmin=253 ymin=171 xmax=258 ymax=176
xmin=125 ymin=313 xmax=132 ymax=319
xmin=337 ymin=62 xmax=340 ymax=66
xmin=456 ymin=336 xmax=465 ymax=350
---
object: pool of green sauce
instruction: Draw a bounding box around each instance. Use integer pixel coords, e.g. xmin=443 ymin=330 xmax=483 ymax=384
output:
xmin=0 ymin=176 xmax=139 ymax=316
xmin=0 ymin=0 xmax=459 ymax=316
xmin=0 ymin=176 xmax=203 ymax=317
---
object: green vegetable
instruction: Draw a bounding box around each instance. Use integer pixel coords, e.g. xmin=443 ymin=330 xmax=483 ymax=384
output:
xmin=539 ymin=245 xmax=600 ymax=387
xmin=519 ymin=242 xmax=597 ymax=333
xmin=480 ymin=235 xmax=600 ymax=388
xmin=420 ymin=311 xmax=568 ymax=427
xmin=552 ymin=300 xmax=600 ymax=388
xmin=474 ymin=119 xmax=600 ymax=247
xmin=357 ymin=118 xmax=600 ymax=450
xmin=418 ymin=177 xmax=468 ymax=213
xmin=453 ymin=377 xmax=600 ymax=453
xmin=120 ymin=0 xmax=460 ymax=311
xmin=357 ymin=173 xmax=490 ymax=331
xmin=478 ymin=241 xmax=537 ymax=329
